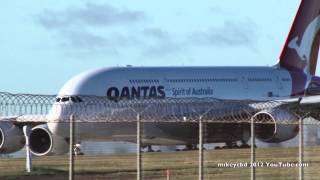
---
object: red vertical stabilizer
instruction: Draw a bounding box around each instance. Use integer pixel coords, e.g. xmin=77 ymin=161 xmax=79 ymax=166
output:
xmin=280 ymin=0 xmax=320 ymax=75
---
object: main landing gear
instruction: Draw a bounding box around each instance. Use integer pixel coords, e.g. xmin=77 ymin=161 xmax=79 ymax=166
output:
xmin=142 ymin=145 xmax=161 ymax=152
xmin=184 ymin=144 xmax=198 ymax=151
xmin=214 ymin=141 xmax=255 ymax=150
xmin=175 ymin=144 xmax=204 ymax=151
xmin=146 ymin=145 xmax=154 ymax=152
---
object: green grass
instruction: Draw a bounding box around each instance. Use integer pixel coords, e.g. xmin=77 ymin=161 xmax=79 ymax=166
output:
xmin=1 ymin=147 xmax=320 ymax=179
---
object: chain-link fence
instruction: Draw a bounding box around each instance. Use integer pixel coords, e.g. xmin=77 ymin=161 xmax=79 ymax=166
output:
xmin=0 ymin=92 xmax=319 ymax=180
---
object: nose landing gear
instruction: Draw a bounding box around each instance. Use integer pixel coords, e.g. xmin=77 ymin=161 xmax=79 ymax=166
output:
xmin=73 ymin=144 xmax=84 ymax=156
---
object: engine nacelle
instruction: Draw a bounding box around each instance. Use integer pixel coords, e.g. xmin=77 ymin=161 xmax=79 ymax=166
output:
xmin=29 ymin=124 xmax=69 ymax=156
xmin=0 ymin=122 xmax=25 ymax=154
xmin=252 ymin=109 xmax=299 ymax=143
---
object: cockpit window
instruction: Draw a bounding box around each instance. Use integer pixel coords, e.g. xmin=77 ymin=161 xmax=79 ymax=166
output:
xmin=56 ymin=96 xmax=83 ymax=103
xmin=70 ymin=96 xmax=76 ymax=102
xmin=75 ymin=96 xmax=83 ymax=102
xmin=61 ymin=97 xmax=69 ymax=102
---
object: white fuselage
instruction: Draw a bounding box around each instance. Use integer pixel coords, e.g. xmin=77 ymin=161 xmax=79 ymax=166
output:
xmin=47 ymin=66 xmax=293 ymax=144
xmin=58 ymin=66 xmax=292 ymax=99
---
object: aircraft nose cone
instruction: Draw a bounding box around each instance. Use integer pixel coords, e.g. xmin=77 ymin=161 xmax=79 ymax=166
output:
xmin=47 ymin=104 xmax=69 ymax=137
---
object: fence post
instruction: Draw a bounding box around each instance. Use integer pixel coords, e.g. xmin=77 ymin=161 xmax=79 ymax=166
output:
xmin=69 ymin=115 xmax=75 ymax=180
xmin=299 ymin=118 xmax=304 ymax=180
xmin=137 ymin=114 xmax=142 ymax=180
xmin=198 ymin=116 xmax=203 ymax=180
xmin=251 ymin=117 xmax=255 ymax=180
xmin=22 ymin=126 xmax=32 ymax=173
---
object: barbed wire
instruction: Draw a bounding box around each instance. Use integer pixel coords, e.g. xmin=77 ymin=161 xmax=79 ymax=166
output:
xmin=0 ymin=92 xmax=319 ymax=125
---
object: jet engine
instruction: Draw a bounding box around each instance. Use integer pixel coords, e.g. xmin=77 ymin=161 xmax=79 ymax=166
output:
xmin=0 ymin=122 xmax=25 ymax=154
xmin=252 ymin=109 xmax=299 ymax=143
xmin=29 ymin=124 xmax=69 ymax=156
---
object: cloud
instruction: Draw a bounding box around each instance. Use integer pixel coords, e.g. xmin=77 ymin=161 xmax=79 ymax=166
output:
xmin=141 ymin=19 xmax=260 ymax=58
xmin=60 ymin=29 xmax=107 ymax=49
xmin=34 ymin=3 xmax=147 ymax=57
xmin=36 ymin=3 xmax=146 ymax=29
xmin=140 ymin=28 xmax=183 ymax=57
xmin=143 ymin=41 xmax=182 ymax=57
xmin=35 ymin=3 xmax=259 ymax=59
xmin=189 ymin=20 xmax=259 ymax=49
xmin=60 ymin=29 xmax=141 ymax=49
xmin=58 ymin=29 xmax=146 ymax=58
xmin=208 ymin=6 xmax=224 ymax=14
xmin=58 ymin=29 xmax=119 ymax=57
xmin=143 ymin=28 xmax=170 ymax=40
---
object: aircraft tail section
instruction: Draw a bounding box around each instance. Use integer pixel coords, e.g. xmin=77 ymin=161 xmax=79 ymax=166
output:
xmin=280 ymin=0 xmax=320 ymax=75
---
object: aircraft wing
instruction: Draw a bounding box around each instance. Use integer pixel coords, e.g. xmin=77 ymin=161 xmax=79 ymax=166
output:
xmin=0 ymin=115 xmax=48 ymax=127
xmin=298 ymin=95 xmax=320 ymax=105
xmin=268 ymin=95 xmax=320 ymax=119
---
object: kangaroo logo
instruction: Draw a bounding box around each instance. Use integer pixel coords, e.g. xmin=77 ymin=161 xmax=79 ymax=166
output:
xmin=288 ymin=15 xmax=320 ymax=74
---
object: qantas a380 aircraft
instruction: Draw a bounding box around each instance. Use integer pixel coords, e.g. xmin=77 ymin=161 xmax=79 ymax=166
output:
xmin=2 ymin=0 xmax=320 ymax=155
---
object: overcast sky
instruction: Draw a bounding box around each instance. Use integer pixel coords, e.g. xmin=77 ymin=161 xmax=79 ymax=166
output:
xmin=0 ymin=0 xmax=304 ymax=94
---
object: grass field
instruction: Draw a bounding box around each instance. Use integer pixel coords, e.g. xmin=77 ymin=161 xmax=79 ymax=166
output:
xmin=1 ymin=146 xmax=320 ymax=180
